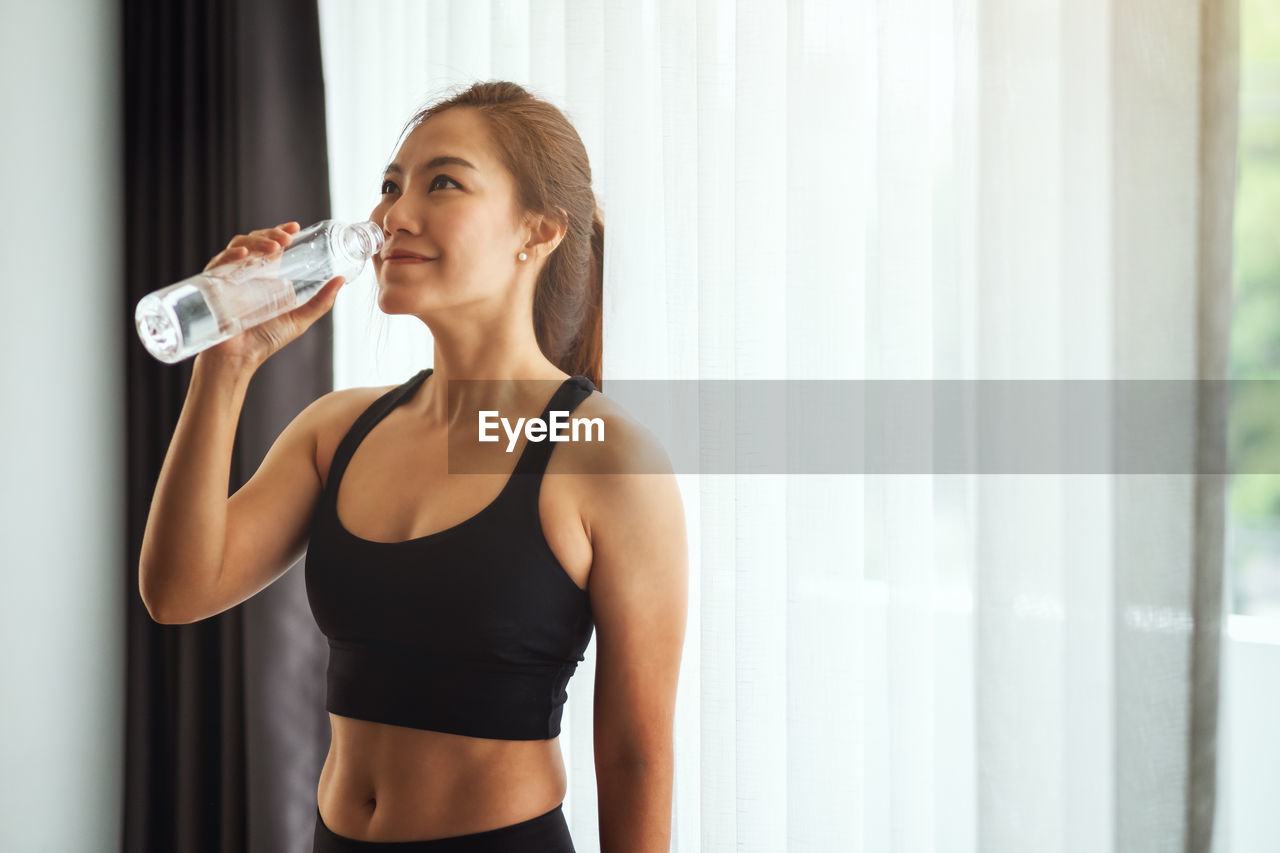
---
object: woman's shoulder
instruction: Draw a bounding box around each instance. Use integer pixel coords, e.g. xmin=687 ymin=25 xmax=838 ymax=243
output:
xmin=312 ymin=380 xmax=403 ymax=427
xmin=308 ymin=381 xmax=404 ymax=485
xmin=561 ymin=390 xmax=686 ymax=573
xmin=563 ymin=389 xmax=674 ymax=477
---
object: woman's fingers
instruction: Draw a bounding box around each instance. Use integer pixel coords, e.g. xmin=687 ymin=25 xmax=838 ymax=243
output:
xmin=227 ymin=235 xmax=287 ymax=254
xmin=309 ymin=275 xmax=344 ymax=306
xmin=203 ymin=244 xmax=249 ymax=272
xmin=214 ymin=246 xmax=249 ymax=261
xmin=257 ymin=226 xmax=295 ymax=244
xmin=251 ymin=235 xmax=287 ymax=252
xmin=227 ymin=224 xmax=295 ymax=249
xmin=205 ymin=221 xmax=299 ymax=272
xmin=283 ymin=276 xmax=345 ymax=338
xmin=315 ymin=276 xmax=345 ymax=308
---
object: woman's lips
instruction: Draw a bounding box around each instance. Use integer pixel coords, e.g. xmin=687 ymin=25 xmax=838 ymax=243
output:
xmin=382 ymin=254 xmax=435 ymax=265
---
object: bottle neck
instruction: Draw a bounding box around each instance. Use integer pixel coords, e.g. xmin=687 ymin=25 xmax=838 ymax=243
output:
xmin=335 ymin=221 xmax=385 ymax=264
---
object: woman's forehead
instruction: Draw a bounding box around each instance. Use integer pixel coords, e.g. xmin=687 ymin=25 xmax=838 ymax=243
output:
xmin=395 ymin=109 xmax=495 ymax=172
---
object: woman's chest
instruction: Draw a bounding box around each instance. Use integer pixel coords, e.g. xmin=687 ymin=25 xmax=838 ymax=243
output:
xmin=316 ymin=404 xmax=592 ymax=594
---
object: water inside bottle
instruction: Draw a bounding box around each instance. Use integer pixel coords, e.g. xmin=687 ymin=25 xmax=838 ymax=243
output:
xmin=207 ymin=273 xmax=300 ymax=329
xmin=136 ymin=283 xmax=217 ymax=362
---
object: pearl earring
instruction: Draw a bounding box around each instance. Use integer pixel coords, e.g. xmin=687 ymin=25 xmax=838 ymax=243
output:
xmin=518 ymin=252 xmax=528 ymax=261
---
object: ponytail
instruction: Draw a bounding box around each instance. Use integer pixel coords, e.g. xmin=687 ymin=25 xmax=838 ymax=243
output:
xmin=561 ymin=207 xmax=604 ymax=390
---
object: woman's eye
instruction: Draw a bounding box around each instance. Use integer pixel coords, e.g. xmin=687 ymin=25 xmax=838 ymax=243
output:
xmin=380 ymin=175 xmax=459 ymax=194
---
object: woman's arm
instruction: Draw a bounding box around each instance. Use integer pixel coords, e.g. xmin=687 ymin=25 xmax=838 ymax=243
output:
xmin=581 ymin=417 xmax=689 ymax=853
xmin=139 ymin=223 xmax=343 ymax=622
xmin=138 ymin=355 xmax=255 ymax=621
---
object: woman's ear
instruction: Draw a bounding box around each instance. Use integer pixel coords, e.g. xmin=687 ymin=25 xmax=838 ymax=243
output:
xmin=524 ymin=207 xmax=569 ymax=258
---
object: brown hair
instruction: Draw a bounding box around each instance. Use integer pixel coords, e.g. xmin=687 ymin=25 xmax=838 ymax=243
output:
xmin=403 ymin=81 xmax=603 ymax=389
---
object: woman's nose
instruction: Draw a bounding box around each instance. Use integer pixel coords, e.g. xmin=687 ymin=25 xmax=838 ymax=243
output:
xmin=381 ymin=195 xmax=421 ymax=235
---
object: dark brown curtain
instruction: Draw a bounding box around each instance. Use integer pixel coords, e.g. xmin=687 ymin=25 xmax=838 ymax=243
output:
xmin=122 ymin=1 xmax=333 ymax=851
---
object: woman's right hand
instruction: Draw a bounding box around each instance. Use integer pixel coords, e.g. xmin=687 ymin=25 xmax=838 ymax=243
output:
xmin=196 ymin=221 xmax=347 ymax=371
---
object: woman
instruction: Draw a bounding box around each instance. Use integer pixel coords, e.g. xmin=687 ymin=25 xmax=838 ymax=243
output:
xmin=138 ymin=81 xmax=688 ymax=852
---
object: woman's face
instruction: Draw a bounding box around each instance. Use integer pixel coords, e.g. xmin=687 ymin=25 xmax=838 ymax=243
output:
xmin=369 ymin=107 xmax=528 ymax=315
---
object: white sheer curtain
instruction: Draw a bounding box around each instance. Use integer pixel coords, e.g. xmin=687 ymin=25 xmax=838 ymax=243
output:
xmin=317 ymin=2 xmax=1236 ymax=851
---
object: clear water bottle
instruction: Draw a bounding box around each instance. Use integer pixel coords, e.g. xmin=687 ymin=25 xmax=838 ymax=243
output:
xmin=135 ymin=219 xmax=384 ymax=364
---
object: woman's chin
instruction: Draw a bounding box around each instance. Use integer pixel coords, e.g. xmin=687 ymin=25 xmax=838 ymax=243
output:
xmin=375 ymin=290 xmax=442 ymax=316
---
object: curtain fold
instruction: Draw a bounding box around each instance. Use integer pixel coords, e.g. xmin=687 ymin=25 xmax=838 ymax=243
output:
xmin=121 ymin=1 xmax=333 ymax=851
xmin=317 ymin=1 xmax=1238 ymax=850
xmin=1187 ymin=0 xmax=1239 ymax=849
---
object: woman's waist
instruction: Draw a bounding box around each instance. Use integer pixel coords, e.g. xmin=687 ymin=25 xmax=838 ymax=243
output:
xmin=320 ymin=711 xmax=566 ymax=838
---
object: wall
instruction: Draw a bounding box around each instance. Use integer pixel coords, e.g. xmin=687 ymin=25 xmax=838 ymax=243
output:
xmin=0 ymin=0 xmax=125 ymax=849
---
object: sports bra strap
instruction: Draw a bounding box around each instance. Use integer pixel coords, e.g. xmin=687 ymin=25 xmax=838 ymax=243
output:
xmin=325 ymin=368 xmax=432 ymax=498
xmin=511 ymin=375 xmax=597 ymax=479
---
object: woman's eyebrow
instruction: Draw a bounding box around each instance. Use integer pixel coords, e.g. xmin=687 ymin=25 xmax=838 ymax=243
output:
xmin=384 ymin=156 xmax=478 ymax=176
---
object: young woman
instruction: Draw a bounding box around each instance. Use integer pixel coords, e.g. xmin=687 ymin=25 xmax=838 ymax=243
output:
xmin=138 ymin=81 xmax=688 ymax=852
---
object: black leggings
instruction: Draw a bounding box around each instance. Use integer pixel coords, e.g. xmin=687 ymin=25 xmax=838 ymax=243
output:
xmin=313 ymin=803 xmax=576 ymax=853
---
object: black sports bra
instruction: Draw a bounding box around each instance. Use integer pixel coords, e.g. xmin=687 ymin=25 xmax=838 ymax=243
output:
xmin=304 ymin=368 xmax=597 ymax=740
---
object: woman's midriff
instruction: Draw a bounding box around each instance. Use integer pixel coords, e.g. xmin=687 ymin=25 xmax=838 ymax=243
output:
xmin=316 ymin=713 xmax=567 ymax=842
